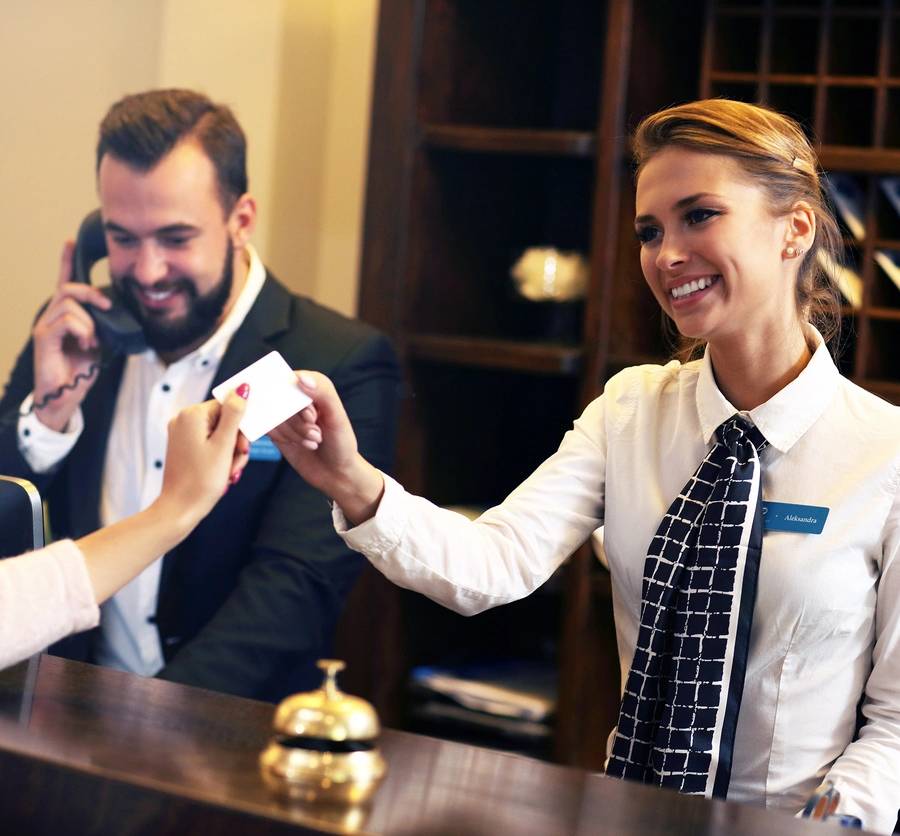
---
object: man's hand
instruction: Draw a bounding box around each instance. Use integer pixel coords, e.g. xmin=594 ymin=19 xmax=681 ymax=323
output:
xmin=31 ymin=241 xmax=113 ymax=431
xmin=269 ymin=371 xmax=385 ymax=526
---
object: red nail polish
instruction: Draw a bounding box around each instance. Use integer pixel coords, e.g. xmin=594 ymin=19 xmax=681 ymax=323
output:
xmin=236 ymin=383 xmax=250 ymax=399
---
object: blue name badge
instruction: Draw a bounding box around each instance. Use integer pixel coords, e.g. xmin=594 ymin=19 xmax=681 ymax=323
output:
xmin=761 ymin=501 xmax=829 ymax=535
xmin=248 ymin=435 xmax=282 ymax=462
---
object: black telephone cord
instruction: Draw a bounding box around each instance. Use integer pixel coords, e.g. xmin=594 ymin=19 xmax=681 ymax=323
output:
xmin=28 ymin=362 xmax=103 ymax=414
xmin=0 ymin=357 xmax=110 ymax=435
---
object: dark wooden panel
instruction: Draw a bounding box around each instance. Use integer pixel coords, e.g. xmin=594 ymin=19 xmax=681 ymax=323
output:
xmin=417 ymin=0 xmax=606 ymax=130
xmin=357 ymin=0 xmax=425 ymax=337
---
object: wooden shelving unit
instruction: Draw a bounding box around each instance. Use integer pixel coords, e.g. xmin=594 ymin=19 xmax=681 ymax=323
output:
xmin=703 ymin=0 xmax=900 ymax=400
xmin=340 ymin=0 xmax=900 ymax=772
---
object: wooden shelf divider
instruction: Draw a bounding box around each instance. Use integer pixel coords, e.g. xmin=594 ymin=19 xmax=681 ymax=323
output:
xmin=407 ymin=333 xmax=584 ymax=375
xmin=421 ymin=124 xmax=596 ymax=158
xmin=818 ymin=147 xmax=900 ymax=173
xmin=866 ymin=307 xmax=900 ymax=321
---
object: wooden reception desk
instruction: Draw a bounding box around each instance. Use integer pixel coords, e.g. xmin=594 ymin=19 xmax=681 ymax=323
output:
xmin=0 ymin=656 xmax=849 ymax=835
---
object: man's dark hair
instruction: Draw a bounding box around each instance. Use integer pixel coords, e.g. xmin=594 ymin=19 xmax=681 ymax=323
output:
xmin=96 ymin=88 xmax=248 ymax=212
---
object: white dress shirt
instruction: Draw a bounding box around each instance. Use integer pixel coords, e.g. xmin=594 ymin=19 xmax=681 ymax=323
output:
xmin=335 ymin=336 xmax=900 ymax=834
xmin=17 ymin=246 xmax=266 ymax=676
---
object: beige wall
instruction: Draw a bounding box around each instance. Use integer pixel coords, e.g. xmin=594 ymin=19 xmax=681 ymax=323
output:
xmin=0 ymin=0 xmax=377 ymax=380
xmin=0 ymin=1 xmax=162 ymax=369
xmin=265 ymin=1 xmax=379 ymax=316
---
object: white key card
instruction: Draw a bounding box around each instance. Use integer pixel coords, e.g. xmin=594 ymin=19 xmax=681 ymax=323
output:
xmin=212 ymin=351 xmax=312 ymax=442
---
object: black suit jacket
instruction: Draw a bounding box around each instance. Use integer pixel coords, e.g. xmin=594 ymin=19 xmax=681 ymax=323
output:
xmin=0 ymin=272 xmax=400 ymax=701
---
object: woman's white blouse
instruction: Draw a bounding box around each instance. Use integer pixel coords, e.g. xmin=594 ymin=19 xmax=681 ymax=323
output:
xmin=335 ymin=341 xmax=900 ymax=834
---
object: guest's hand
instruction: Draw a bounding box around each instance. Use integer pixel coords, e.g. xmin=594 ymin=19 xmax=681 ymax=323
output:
xmin=157 ymin=390 xmax=251 ymax=533
xmin=77 ymin=390 xmax=251 ymax=605
xmin=270 ymin=372 xmax=384 ymax=525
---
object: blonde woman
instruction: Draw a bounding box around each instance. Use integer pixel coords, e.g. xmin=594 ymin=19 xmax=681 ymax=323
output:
xmin=272 ymin=100 xmax=900 ymax=832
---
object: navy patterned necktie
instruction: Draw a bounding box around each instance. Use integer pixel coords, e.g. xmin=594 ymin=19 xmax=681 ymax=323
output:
xmin=606 ymin=414 xmax=768 ymax=799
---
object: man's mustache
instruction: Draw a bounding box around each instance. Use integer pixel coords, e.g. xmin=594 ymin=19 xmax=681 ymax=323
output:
xmin=116 ymin=276 xmax=197 ymax=298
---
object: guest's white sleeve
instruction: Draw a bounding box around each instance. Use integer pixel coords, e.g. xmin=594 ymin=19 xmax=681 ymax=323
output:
xmin=17 ymin=393 xmax=83 ymax=474
xmin=824 ymin=482 xmax=900 ymax=835
xmin=0 ymin=539 xmax=99 ymax=670
xmin=334 ymin=396 xmax=608 ymax=616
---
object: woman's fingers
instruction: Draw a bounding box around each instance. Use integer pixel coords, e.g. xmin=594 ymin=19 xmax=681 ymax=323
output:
xmin=212 ymin=391 xmax=248 ymax=442
xmin=297 ymin=371 xmax=319 ymax=392
xmin=270 ymin=421 xmax=307 ymax=447
xmin=272 ymin=412 xmax=322 ymax=446
xmin=231 ymin=444 xmax=250 ymax=475
xmin=296 ymin=371 xmax=345 ymax=420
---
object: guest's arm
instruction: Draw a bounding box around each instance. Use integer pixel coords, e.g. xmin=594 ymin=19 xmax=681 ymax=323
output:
xmin=0 ymin=393 xmax=248 ymax=671
xmin=77 ymin=392 xmax=249 ymax=602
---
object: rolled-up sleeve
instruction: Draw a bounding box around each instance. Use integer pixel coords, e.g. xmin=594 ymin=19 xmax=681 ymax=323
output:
xmin=0 ymin=539 xmax=99 ymax=670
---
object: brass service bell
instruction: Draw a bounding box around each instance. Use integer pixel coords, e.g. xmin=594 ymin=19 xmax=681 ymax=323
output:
xmin=259 ymin=659 xmax=387 ymax=804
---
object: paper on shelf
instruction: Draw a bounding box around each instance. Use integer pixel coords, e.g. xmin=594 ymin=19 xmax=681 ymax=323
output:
xmin=826 ymin=173 xmax=865 ymax=242
xmin=880 ymin=177 xmax=900 ymax=220
xmin=410 ymin=662 xmax=556 ymax=722
xmin=874 ymin=249 xmax=900 ymax=293
xmin=412 ymin=701 xmax=552 ymax=739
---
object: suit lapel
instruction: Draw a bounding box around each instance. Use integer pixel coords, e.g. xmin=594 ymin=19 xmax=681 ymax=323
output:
xmin=209 ymin=273 xmax=294 ymax=395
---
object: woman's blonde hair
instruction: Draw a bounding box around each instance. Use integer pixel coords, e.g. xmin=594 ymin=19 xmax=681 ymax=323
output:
xmin=632 ymin=98 xmax=844 ymax=360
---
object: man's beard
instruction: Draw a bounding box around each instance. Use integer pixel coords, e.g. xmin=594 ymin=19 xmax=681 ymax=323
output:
xmin=114 ymin=240 xmax=234 ymax=354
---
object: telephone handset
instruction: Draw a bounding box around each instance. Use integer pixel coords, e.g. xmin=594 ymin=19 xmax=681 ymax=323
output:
xmin=72 ymin=210 xmax=147 ymax=355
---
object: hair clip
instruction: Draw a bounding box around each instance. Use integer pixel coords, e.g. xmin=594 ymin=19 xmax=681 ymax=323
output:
xmin=792 ymin=156 xmax=814 ymax=175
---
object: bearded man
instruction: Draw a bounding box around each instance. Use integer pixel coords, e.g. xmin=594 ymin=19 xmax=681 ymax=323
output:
xmin=0 ymin=89 xmax=399 ymax=701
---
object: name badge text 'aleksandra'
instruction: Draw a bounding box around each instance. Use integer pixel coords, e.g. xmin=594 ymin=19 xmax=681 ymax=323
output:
xmin=761 ymin=501 xmax=829 ymax=535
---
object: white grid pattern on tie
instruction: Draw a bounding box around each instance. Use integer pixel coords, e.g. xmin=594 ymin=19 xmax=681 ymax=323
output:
xmin=609 ymin=417 xmax=763 ymax=796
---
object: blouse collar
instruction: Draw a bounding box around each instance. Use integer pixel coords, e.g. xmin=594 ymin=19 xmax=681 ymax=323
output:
xmin=695 ymin=328 xmax=840 ymax=453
